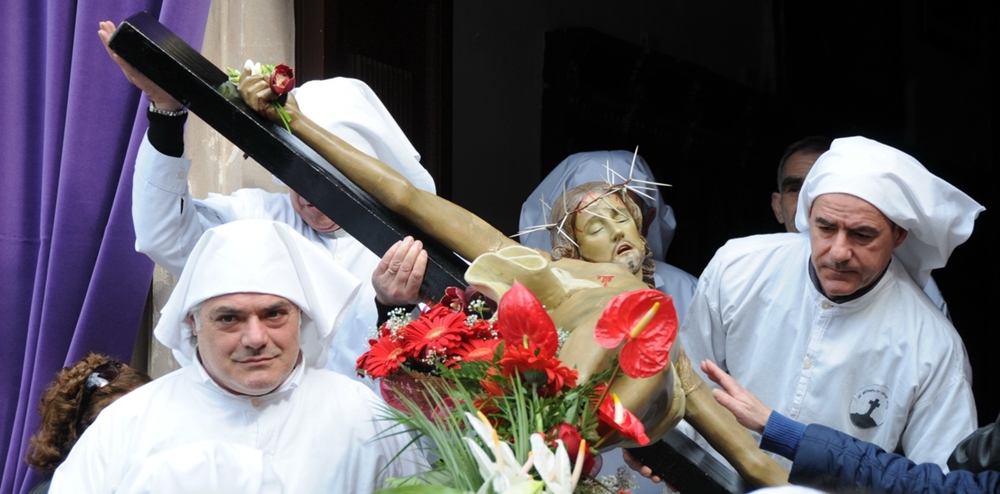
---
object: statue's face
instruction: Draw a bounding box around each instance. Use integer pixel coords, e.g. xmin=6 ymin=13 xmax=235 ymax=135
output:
xmin=573 ymin=192 xmax=645 ymax=274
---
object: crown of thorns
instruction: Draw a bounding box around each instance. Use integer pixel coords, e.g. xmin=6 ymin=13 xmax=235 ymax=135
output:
xmin=514 ymin=148 xmax=670 ymax=249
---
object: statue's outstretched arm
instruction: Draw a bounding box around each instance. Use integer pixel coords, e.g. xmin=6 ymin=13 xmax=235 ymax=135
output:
xmin=239 ymin=74 xmax=518 ymax=261
xmin=674 ymin=349 xmax=789 ymax=488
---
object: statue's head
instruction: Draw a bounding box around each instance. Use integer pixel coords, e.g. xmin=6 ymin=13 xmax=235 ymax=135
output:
xmin=549 ymin=182 xmax=655 ymax=287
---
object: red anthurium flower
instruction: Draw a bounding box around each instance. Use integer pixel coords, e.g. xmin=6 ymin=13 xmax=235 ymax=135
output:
xmin=269 ymin=64 xmax=296 ymax=94
xmin=499 ymin=343 xmax=578 ymax=396
xmin=494 ymin=281 xmax=559 ymax=358
xmin=400 ymin=306 xmax=467 ymax=355
xmin=356 ymin=337 xmax=406 ymax=378
xmin=597 ymin=393 xmax=649 ymax=445
xmin=551 ymin=423 xmax=596 ymax=473
xmin=594 ymin=289 xmax=678 ymax=378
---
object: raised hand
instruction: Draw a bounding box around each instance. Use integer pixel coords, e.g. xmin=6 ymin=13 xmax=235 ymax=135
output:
xmin=701 ymin=359 xmax=771 ymax=434
xmin=97 ymin=20 xmax=183 ymax=111
xmin=373 ymin=236 xmax=428 ymax=306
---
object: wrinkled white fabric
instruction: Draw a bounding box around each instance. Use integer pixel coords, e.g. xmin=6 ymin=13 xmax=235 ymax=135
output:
xmin=117 ymin=441 xmax=284 ymax=494
xmin=50 ymin=358 xmax=423 ymax=493
xmin=653 ymin=260 xmax=697 ymax=326
xmin=153 ymin=220 xmax=360 ymax=368
xmin=680 ymin=233 xmax=976 ymax=473
xmin=518 ymin=150 xmax=676 ymax=260
xmin=289 ymin=77 xmax=436 ymax=194
xmin=794 ymin=136 xmax=984 ymax=288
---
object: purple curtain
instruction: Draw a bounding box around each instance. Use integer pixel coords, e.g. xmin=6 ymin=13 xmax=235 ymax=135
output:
xmin=0 ymin=2 xmax=210 ymax=492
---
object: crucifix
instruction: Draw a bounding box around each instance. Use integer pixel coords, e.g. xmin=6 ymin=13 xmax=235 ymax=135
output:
xmin=109 ymin=11 xmax=776 ymax=493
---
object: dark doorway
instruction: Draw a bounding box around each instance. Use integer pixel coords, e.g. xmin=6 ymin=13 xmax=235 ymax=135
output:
xmin=294 ymin=0 xmax=452 ymax=197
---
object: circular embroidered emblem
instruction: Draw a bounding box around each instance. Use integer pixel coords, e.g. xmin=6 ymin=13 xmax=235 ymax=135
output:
xmin=849 ymin=384 xmax=889 ymax=429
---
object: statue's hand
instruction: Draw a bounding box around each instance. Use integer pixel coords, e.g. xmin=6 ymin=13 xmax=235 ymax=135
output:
xmin=237 ymin=71 xmax=300 ymax=124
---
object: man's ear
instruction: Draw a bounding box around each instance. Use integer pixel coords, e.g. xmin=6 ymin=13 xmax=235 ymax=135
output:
xmin=892 ymin=226 xmax=908 ymax=249
xmin=771 ymin=192 xmax=785 ymax=224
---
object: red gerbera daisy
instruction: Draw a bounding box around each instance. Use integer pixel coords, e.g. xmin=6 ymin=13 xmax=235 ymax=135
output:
xmin=356 ymin=337 xmax=406 ymax=378
xmin=400 ymin=305 xmax=468 ymax=356
xmin=452 ymin=337 xmax=501 ymax=365
xmin=499 ymin=342 xmax=578 ymax=396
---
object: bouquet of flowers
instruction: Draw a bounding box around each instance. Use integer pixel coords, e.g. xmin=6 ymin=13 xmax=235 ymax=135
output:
xmin=356 ymin=282 xmax=679 ymax=494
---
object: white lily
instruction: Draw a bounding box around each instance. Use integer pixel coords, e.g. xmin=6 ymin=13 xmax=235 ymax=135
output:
xmin=464 ymin=411 xmax=535 ymax=493
xmin=243 ymin=59 xmax=262 ymax=76
xmin=529 ymin=433 xmax=575 ymax=494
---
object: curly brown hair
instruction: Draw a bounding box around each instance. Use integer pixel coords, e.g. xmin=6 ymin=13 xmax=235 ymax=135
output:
xmin=25 ymin=352 xmax=151 ymax=473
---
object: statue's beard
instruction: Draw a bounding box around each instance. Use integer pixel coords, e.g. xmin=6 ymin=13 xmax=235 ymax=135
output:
xmin=582 ymin=248 xmax=643 ymax=276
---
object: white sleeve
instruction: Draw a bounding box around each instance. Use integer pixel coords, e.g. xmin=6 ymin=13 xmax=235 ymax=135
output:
xmin=900 ymin=348 xmax=978 ymax=469
xmin=133 ymin=134 xmax=290 ymax=276
xmin=132 ymin=133 xmax=228 ymax=275
xmin=676 ymin=256 xmax=728 ymax=384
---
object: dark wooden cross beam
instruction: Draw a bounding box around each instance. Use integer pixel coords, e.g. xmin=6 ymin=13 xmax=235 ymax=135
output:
xmin=109 ymin=11 xmax=468 ymax=297
xmin=110 ymin=12 xmax=750 ymax=494
xmin=629 ymin=430 xmax=750 ymax=493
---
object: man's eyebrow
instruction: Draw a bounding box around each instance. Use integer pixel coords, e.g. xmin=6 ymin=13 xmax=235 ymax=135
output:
xmin=780 ymin=176 xmax=804 ymax=190
xmin=848 ymin=225 xmax=882 ymax=236
xmin=263 ymin=300 xmax=293 ymax=312
xmin=208 ymin=305 xmax=243 ymax=316
xmin=813 ymin=216 xmax=882 ymax=235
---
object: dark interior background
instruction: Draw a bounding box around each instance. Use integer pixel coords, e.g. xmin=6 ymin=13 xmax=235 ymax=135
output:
xmin=296 ymin=0 xmax=996 ymax=426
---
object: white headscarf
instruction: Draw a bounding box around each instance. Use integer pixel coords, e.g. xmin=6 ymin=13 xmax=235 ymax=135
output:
xmin=284 ymin=77 xmax=436 ymax=193
xmin=795 ymin=136 xmax=984 ymax=288
xmin=153 ymin=220 xmax=361 ymax=368
xmin=518 ymin=150 xmax=677 ymax=261
xmin=117 ymin=441 xmax=284 ymax=494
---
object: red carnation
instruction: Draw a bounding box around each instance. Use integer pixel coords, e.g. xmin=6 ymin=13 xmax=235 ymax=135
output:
xmin=269 ymin=64 xmax=295 ymax=95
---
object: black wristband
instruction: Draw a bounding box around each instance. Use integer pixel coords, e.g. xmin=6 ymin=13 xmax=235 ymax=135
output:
xmin=147 ymin=107 xmax=187 ymax=158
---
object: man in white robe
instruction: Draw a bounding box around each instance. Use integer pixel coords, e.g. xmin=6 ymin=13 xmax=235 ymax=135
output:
xmin=49 ymin=220 xmax=424 ymax=493
xmin=770 ymin=135 xmax=951 ymax=319
xmin=100 ymin=21 xmax=431 ymax=389
xmin=677 ymin=136 xmax=983 ymax=474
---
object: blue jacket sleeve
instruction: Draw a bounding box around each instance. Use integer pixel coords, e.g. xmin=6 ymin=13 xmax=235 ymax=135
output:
xmin=790 ymin=423 xmax=1000 ymax=494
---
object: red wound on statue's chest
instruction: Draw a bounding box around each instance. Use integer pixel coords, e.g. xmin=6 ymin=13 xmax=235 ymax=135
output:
xmin=597 ymin=275 xmax=614 ymax=287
